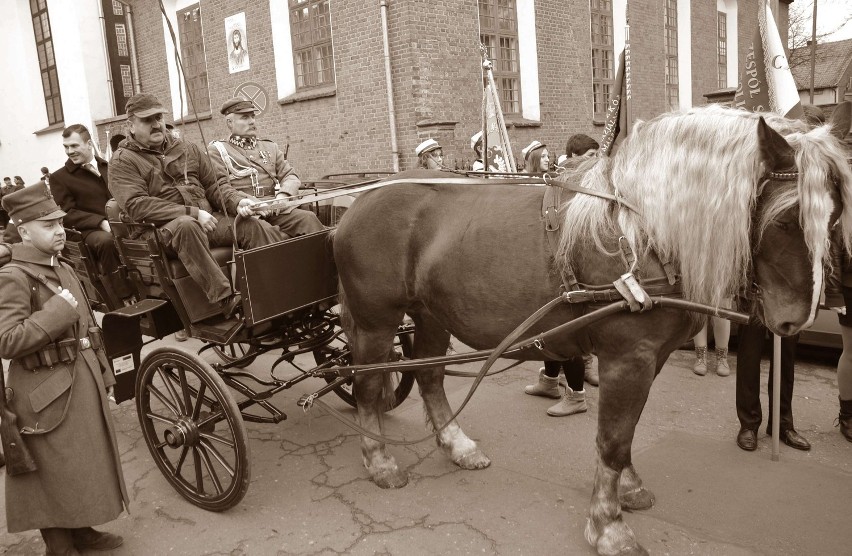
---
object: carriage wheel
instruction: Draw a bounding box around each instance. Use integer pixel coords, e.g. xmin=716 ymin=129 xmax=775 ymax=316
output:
xmin=210 ymin=342 xmax=259 ymax=369
xmin=313 ymin=330 xmax=414 ymax=409
xmin=136 ymin=346 xmax=250 ymax=511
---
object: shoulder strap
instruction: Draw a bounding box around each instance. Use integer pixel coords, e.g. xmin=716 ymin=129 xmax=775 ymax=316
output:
xmin=4 ymin=263 xmax=61 ymax=295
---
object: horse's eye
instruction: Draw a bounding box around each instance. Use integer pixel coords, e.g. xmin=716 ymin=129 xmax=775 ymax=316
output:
xmin=775 ymin=220 xmax=792 ymax=231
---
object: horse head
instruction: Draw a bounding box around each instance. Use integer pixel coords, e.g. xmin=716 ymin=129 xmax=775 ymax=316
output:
xmin=751 ymin=104 xmax=852 ymax=335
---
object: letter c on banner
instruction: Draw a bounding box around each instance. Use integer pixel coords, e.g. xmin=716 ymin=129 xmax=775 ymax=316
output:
xmin=772 ymin=55 xmax=789 ymax=70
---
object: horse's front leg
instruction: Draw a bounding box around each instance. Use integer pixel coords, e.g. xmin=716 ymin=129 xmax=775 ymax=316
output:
xmin=585 ymin=351 xmax=656 ymax=556
xmin=413 ymin=315 xmax=491 ymax=470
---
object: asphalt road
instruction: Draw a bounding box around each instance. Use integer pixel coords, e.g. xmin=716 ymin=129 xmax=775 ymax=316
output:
xmin=1 ymin=337 xmax=851 ymax=556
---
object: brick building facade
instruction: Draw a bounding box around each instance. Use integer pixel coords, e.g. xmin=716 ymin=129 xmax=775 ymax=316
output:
xmin=0 ymin=0 xmax=792 ymax=181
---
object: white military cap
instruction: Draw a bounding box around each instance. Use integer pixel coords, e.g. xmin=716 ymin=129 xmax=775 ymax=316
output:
xmin=470 ymin=131 xmax=483 ymax=150
xmin=557 ymin=154 xmax=568 ymax=166
xmin=521 ymin=140 xmax=545 ymax=160
xmin=415 ymin=138 xmax=441 ymax=156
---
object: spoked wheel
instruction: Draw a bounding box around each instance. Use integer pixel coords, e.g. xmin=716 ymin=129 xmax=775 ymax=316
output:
xmin=209 ymin=342 xmax=259 ymax=369
xmin=313 ymin=328 xmax=414 ymax=409
xmin=136 ymin=346 xmax=250 ymax=511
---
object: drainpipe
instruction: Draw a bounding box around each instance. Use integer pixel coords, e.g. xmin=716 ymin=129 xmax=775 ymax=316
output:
xmin=125 ymin=3 xmax=143 ymax=93
xmin=380 ymin=0 xmax=399 ymax=172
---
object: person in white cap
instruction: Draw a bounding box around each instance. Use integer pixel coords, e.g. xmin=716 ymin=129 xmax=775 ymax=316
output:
xmin=470 ymin=131 xmax=484 ymax=171
xmin=521 ymin=140 xmax=550 ymax=173
xmin=415 ymin=139 xmax=443 ymax=170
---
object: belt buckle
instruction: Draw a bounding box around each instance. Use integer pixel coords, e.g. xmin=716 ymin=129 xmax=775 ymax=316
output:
xmin=79 ymin=337 xmax=91 ymax=350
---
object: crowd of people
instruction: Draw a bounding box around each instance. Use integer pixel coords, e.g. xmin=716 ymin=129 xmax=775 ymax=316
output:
xmin=0 ymin=93 xmax=849 ymax=555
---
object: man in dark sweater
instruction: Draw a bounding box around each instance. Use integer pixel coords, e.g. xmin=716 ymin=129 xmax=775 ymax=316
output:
xmin=49 ymin=124 xmax=131 ymax=300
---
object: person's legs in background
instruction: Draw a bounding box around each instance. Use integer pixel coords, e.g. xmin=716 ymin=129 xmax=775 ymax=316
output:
xmin=692 ymin=320 xmax=709 ymax=376
xmin=524 ymin=361 xmax=562 ymax=399
xmin=735 ymin=321 xmax=765 ymax=450
xmin=767 ymin=334 xmax=810 ymax=450
xmin=547 ymin=358 xmax=588 ymax=417
xmin=712 ymin=316 xmax=731 ymax=376
xmin=837 ymin=323 xmax=852 ymax=442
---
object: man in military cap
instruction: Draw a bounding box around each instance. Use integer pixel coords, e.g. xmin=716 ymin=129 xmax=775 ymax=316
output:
xmin=210 ymin=98 xmax=324 ymax=237
xmin=0 ymin=182 xmax=128 ymax=555
xmin=109 ymin=93 xmax=283 ymax=317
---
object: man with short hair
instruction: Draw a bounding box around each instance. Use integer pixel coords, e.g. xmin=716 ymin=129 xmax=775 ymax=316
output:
xmin=209 ymin=98 xmax=323 ymax=237
xmin=109 ymin=93 xmax=282 ymax=317
xmin=49 ymin=124 xmax=132 ymax=300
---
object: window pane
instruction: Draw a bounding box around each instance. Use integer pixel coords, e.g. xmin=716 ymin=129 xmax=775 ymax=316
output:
xmin=290 ymin=0 xmax=336 ymax=90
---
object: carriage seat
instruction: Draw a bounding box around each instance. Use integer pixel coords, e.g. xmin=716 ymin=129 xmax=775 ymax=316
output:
xmin=104 ymin=199 xmax=233 ymax=279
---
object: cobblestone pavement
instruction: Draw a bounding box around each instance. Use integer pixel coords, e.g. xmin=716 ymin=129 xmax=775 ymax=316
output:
xmin=1 ymin=338 xmax=850 ymax=555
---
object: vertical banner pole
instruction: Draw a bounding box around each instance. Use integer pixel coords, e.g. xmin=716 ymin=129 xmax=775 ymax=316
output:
xmin=771 ymin=334 xmax=781 ymax=461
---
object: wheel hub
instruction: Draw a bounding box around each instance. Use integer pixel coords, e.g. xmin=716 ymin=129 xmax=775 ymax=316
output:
xmin=163 ymin=417 xmax=200 ymax=448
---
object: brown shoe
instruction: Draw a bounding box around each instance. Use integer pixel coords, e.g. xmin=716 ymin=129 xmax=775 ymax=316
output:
xmin=219 ymin=293 xmax=242 ymax=318
xmin=71 ymin=527 xmax=124 ymax=551
xmin=736 ymin=428 xmax=757 ymax=451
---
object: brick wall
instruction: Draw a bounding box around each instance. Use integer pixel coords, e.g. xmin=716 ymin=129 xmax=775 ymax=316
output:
xmin=99 ymin=0 xmax=766 ymax=178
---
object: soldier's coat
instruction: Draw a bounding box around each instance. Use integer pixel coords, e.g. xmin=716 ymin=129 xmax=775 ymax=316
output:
xmin=0 ymin=243 xmax=128 ymax=533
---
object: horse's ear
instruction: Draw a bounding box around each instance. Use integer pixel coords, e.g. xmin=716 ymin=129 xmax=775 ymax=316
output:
xmin=757 ymin=116 xmax=795 ymax=171
xmin=827 ymin=101 xmax=852 ymax=141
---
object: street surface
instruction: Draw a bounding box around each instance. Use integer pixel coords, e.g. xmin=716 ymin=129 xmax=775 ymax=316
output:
xmin=1 ymin=338 xmax=851 ymax=555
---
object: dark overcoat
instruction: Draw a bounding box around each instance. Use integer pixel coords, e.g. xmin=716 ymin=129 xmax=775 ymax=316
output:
xmin=0 ymin=243 xmax=128 ymax=533
xmin=49 ymin=156 xmax=111 ymax=238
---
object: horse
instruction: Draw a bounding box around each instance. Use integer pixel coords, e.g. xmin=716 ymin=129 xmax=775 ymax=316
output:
xmin=331 ymin=104 xmax=852 ymax=556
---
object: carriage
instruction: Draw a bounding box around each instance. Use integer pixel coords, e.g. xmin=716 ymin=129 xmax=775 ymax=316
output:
xmin=58 ymin=104 xmax=852 ymax=556
xmin=63 ymin=172 xmax=412 ymax=512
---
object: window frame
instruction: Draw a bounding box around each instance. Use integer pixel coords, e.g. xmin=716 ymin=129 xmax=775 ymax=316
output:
xmin=176 ymin=3 xmax=211 ymax=114
xmin=717 ymin=11 xmax=727 ymax=89
xmin=288 ymin=0 xmax=335 ymax=91
xmin=590 ymin=0 xmax=615 ymax=121
xmin=479 ymin=0 xmax=522 ymax=116
xmin=664 ymin=0 xmax=679 ymax=111
xmin=30 ymin=0 xmax=63 ymax=126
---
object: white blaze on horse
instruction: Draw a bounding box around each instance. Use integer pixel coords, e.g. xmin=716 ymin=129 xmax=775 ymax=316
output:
xmin=331 ymin=104 xmax=852 ymax=556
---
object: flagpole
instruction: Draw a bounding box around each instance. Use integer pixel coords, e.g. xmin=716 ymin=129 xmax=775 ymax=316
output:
xmin=623 ymin=12 xmax=631 ymax=139
xmin=809 ymin=0 xmax=818 ymax=104
xmin=480 ymin=44 xmax=490 ymax=169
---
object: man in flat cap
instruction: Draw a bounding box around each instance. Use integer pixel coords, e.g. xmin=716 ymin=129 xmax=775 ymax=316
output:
xmin=0 ymin=182 xmax=128 ymax=555
xmin=209 ymin=98 xmax=323 ymax=237
xmin=109 ymin=93 xmax=283 ymax=317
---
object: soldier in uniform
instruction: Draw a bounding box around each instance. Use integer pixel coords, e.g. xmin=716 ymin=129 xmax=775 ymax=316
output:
xmin=209 ymin=98 xmax=324 ymax=238
xmin=0 ymin=182 xmax=128 ymax=555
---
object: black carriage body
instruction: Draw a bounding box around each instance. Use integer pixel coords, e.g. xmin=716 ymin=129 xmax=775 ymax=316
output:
xmin=235 ymin=229 xmax=337 ymax=327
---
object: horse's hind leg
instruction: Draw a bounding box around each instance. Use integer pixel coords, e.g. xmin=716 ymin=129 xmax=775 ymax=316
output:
xmin=344 ymin=314 xmax=409 ymax=489
xmin=585 ymin=352 xmax=656 ymax=556
xmin=412 ymin=313 xmax=491 ymax=470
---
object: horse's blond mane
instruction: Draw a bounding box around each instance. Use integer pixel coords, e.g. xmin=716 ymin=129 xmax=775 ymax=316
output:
xmin=556 ymin=104 xmax=852 ymax=308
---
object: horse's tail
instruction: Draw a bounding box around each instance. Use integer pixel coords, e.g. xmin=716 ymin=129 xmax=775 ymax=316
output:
xmin=336 ymin=279 xmax=397 ymax=412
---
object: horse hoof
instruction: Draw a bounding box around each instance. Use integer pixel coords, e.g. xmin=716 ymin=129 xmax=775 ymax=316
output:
xmin=454 ymin=450 xmax=491 ymax=470
xmin=371 ymin=468 xmax=409 ymax=489
xmin=619 ymin=488 xmax=655 ymax=511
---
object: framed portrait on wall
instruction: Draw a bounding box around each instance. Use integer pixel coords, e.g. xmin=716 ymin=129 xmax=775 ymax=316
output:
xmin=225 ymin=12 xmax=250 ymax=74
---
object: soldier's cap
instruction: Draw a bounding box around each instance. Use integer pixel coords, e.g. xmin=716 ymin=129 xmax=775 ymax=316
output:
xmin=125 ymin=93 xmax=167 ymax=118
xmin=221 ymin=98 xmax=259 ymax=115
xmin=521 ymin=140 xmax=546 ymax=161
xmin=1 ymin=181 xmax=65 ymax=226
xmin=415 ymin=138 xmax=441 ymax=156
xmin=470 ymin=131 xmax=483 ymax=150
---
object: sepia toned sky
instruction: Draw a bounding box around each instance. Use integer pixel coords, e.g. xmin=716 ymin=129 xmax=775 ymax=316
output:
xmin=800 ymin=0 xmax=852 ymax=42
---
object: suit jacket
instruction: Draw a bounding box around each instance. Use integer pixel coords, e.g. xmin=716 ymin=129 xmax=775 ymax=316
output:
xmin=0 ymin=243 xmax=128 ymax=532
xmin=49 ymin=156 xmax=110 ymax=237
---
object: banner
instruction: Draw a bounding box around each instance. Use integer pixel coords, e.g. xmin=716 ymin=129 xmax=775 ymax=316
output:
xmin=599 ymin=47 xmax=629 ymax=156
xmin=481 ymin=60 xmax=517 ymax=172
xmin=733 ymin=0 xmax=802 ymax=118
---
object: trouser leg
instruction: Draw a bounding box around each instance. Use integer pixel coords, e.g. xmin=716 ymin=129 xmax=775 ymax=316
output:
xmin=736 ymin=321 xmax=766 ymax=430
xmin=212 ymin=214 xmax=283 ymax=249
xmin=162 ymin=216 xmax=231 ymax=303
xmin=768 ymin=333 xmax=799 ymax=431
xmin=562 ymin=357 xmax=585 ymax=391
xmin=542 ymin=361 xmax=561 ymax=378
xmin=40 ymin=528 xmax=78 ymax=556
xmin=265 ymin=208 xmax=325 ymax=237
xmin=85 ymin=230 xmax=133 ymax=299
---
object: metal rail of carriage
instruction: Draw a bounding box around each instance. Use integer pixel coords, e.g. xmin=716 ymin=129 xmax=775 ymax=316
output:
xmin=63 ymin=172 xmax=749 ymax=512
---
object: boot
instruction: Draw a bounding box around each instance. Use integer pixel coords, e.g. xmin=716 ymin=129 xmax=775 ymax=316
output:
xmin=40 ymin=528 xmax=80 ymax=556
xmin=524 ymin=368 xmax=562 ymax=399
xmin=839 ymin=397 xmax=852 ymax=442
xmin=547 ymin=387 xmax=588 ymax=416
xmin=693 ymin=346 xmax=708 ymax=376
xmin=715 ymin=347 xmax=730 ymax=377
xmin=71 ymin=527 xmax=124 ymax=551
xmin=583 ymin=355 xmax=599 ymax=386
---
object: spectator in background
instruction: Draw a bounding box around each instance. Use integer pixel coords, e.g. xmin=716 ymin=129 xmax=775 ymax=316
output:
xmin=40 ymin=167 xmax=50 ymax=185
xmin=470 ymin=131 xmax=485 ymax=171
xmin=415 ymin=139 xmax=444 ymax=170
xmin=558 ymin=134 xmax=600 ymax=166
xmin=109 ymin=133 xmax=126 ymax=154
xmin=13 ymin=176 xmax=25 ymax=189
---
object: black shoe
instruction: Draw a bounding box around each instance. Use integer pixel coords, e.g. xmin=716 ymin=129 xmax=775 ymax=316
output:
xmin=736 ymin=428 xmax=757 ymax=451
xmin=71 ymin=527 xmax=124 ymax=550
xmin=219 ymin=294 xmax=242 ymax=318
xmin=780 ymin=429 xmax=811 ymax=451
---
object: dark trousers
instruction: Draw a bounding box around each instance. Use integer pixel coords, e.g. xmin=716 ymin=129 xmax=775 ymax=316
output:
xmin=83 ymin=230 xmax=133 ymax=300
xmin=265 ymin=208 xmax=324 ymax=238
xmin=735 ymin=321 xmax=798 ymax=432
xmin=162 ymin=214 xmax=283 ymax=303
xmin=543 ymin=358 xmax=584 ymax=391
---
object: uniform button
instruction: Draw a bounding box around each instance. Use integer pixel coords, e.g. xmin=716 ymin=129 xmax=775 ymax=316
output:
xmin=80 ymin=338 xmax=91 ymax=349
xmin=249 ymin=156 xmax=254 ymax=160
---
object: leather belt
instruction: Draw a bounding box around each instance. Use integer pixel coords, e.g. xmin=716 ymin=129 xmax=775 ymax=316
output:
xmin=20 ymin=327 xmax=104 ymax=370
